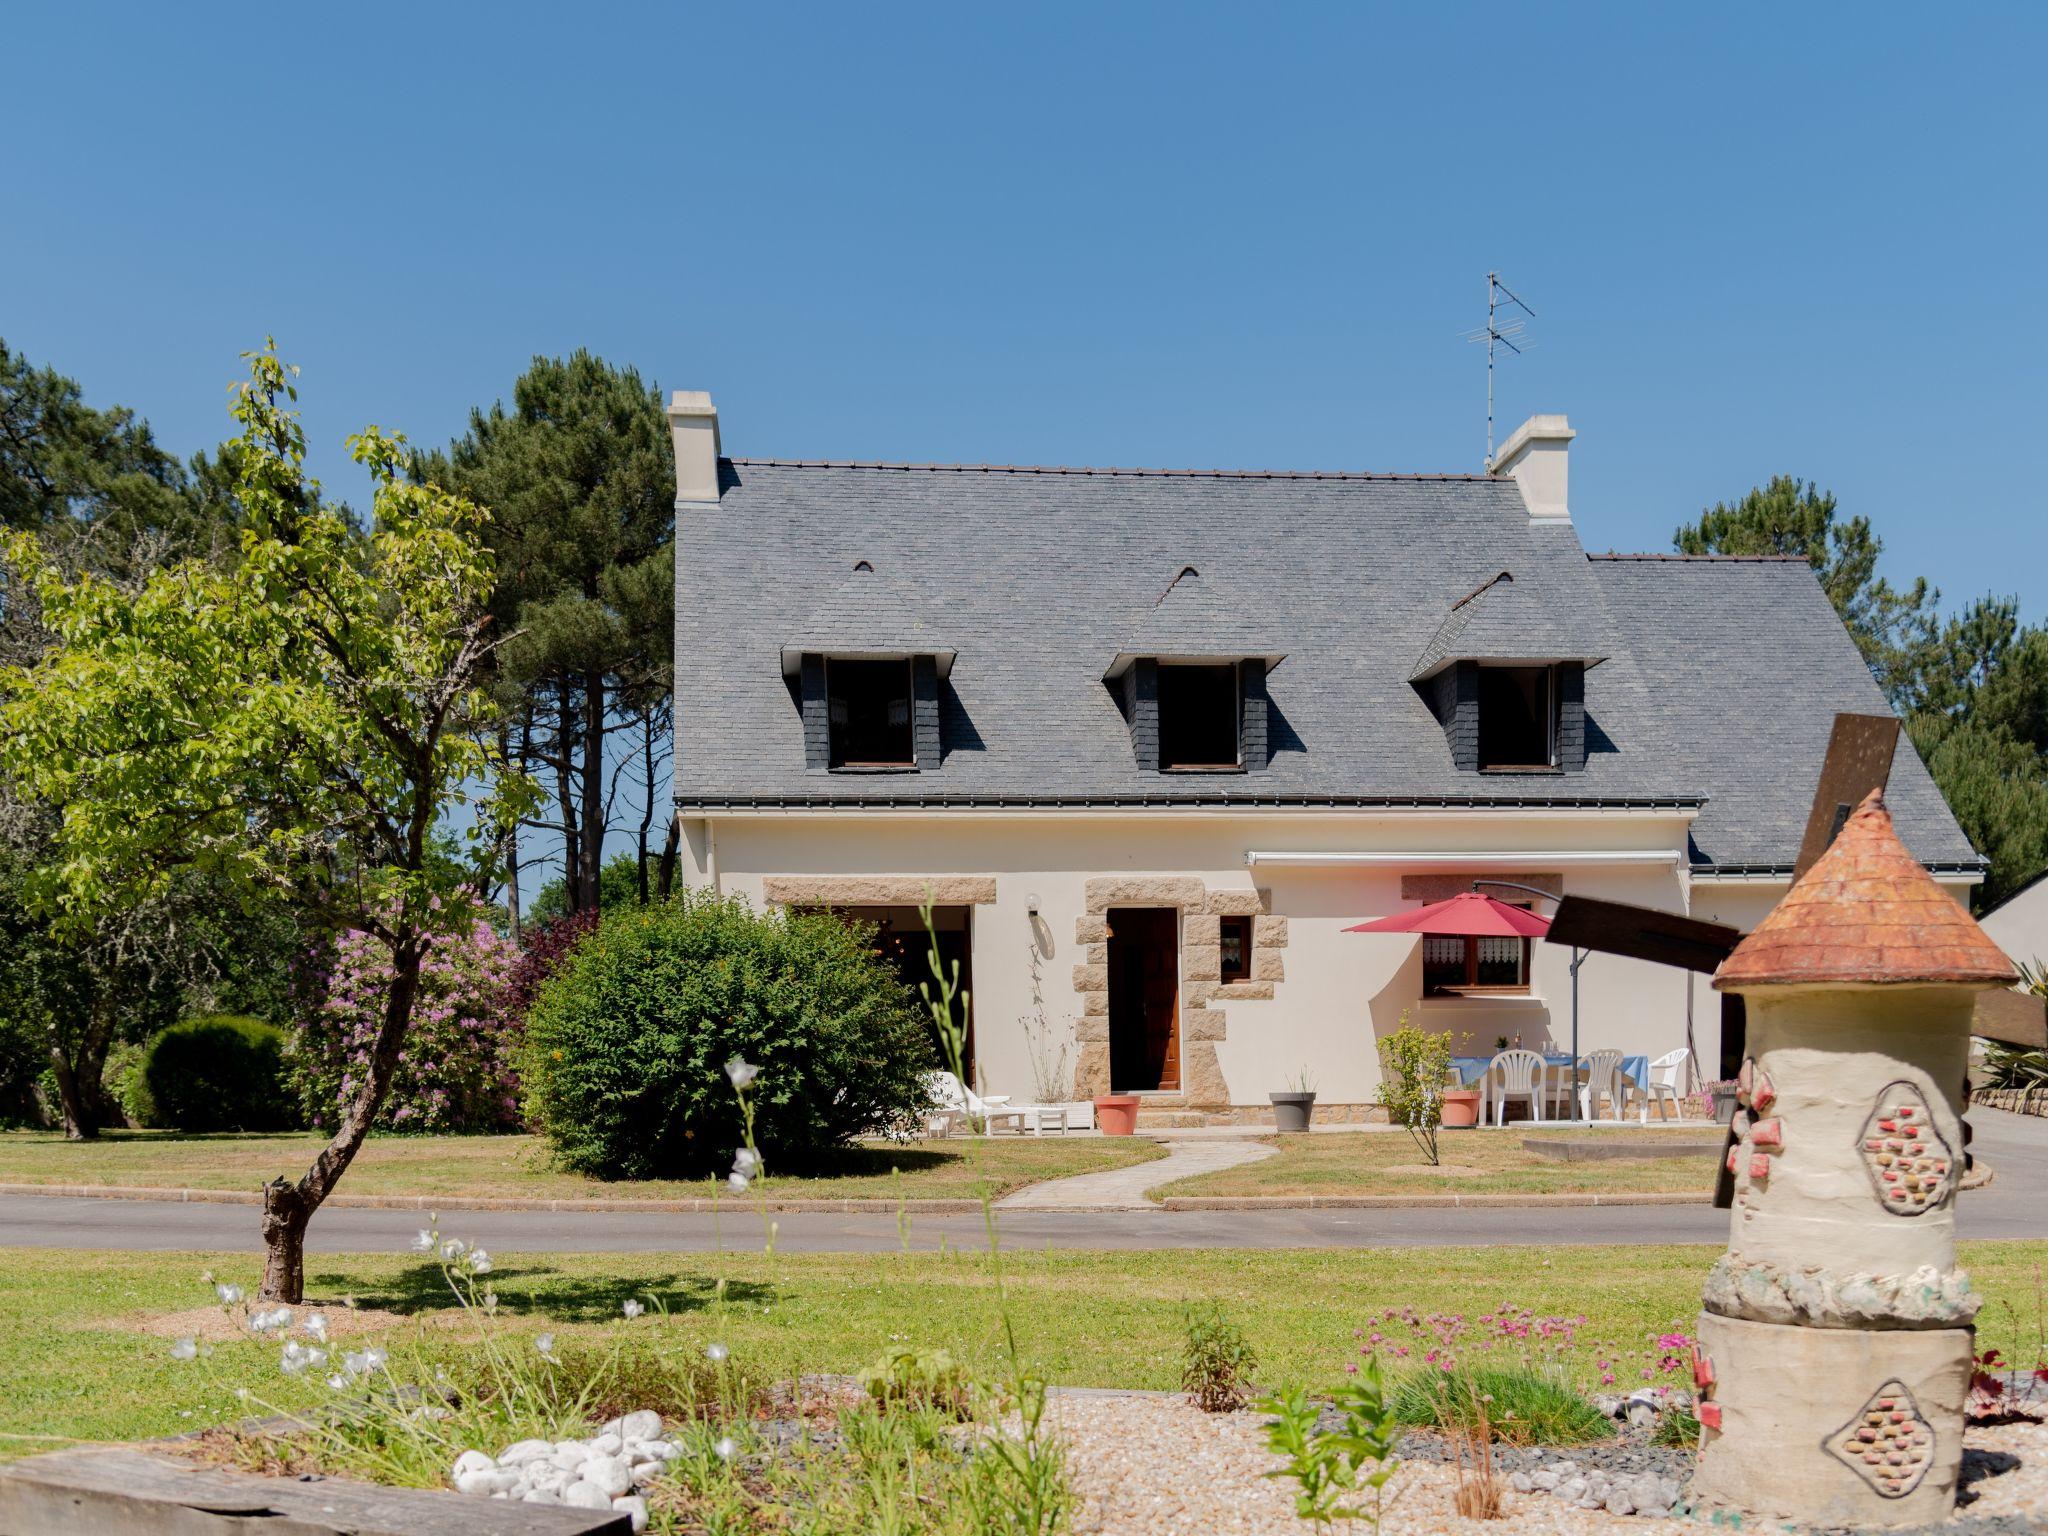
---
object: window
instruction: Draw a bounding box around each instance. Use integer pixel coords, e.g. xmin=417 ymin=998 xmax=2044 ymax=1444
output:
xmin=1158 ymin=662 xmax=1241 ymax=770
xmin=1219 ymin=915 xmax=1252 ymax=982
xmin=827 ymin=658 xmax=913 ymax=768
xmin=1477 ymin=665 xmax=1557 ymax=771
xmin=1422 ymin=930 xmax=1531 ymax=994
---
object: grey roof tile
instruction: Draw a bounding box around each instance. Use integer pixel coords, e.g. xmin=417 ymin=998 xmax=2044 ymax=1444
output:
xmin=780 ymin=559 xmax=954 ymax=675
xmin=1410 ymin=569 xmax=1611 ymax=680
xmin=674 ymin=460 xmax=1981 ymax=875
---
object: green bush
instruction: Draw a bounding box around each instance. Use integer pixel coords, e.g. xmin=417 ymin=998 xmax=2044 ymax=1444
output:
xmin=141 ymin=1015 xmax=295 ymax=1133
xmin=519 ymin=891 xmax=936 ymax=1178
xmin=102 ymin=1039 xmax=155 ymax=1127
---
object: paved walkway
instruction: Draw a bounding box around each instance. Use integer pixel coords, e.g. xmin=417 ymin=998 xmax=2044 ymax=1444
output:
xmin=996 ymin=1137 xmax=1274 ymax=1210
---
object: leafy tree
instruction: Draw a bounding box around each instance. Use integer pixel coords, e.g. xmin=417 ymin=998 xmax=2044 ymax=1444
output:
xmin=0 ymin=344 xmax=532 ymax=1299
xmin=0 ymin=338 xmax=197 ymax=546
xmin=1673 ymin=476 xmax=1937 ymax=704
xmin=1908 ymin=715 xmax=2048 ymax=911
xmin=420 ymin=353 xmax=675 ymax=925
xmin=526 ymin=850 xmax=646 ymax=925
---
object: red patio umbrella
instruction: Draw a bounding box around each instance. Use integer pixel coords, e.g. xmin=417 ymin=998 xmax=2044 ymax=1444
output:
xmin=1342 ymin=891 xmax=1552 ymax=937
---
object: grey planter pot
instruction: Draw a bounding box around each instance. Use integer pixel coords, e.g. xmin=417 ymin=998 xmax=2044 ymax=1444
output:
xmin=1269 ymin=1091 xmax=1317 ymax=1133
xmin=1712 ymin=1090 xmax=1740 ymax=1125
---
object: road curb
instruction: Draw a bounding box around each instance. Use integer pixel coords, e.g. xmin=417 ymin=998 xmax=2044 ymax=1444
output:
xmin=0 ymin=1182 xmax=987 ymax=1215
xmin=1157 ymin=1191 xmax=1716 ymax=1210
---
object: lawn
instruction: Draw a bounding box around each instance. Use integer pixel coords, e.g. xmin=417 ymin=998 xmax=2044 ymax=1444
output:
xmin=1157 ymin=1127 xmax=1723 ymax=1200
xmin=0 ymin=1130 xmax=1163 ymax=1203
xmin=2 ymin=1240 xmax=2043 ymax=1454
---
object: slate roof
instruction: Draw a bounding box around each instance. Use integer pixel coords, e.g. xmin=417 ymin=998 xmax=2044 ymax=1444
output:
xmin=1410 ymin=569 xmax=1611 ymax=681
xmin=1109 ymin=565 xmax=1284 ymax=677
xmin=779 ymin=559 xmax=955 ymax=677
xmin=674 ymin=458 xmax=1983 ymax=876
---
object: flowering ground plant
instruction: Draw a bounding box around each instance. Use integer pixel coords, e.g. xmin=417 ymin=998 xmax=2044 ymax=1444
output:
xmin=291 ymin=922 xmax=522 ymax=1134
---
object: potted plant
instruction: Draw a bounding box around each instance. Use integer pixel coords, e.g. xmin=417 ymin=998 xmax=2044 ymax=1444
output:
xmin=1440 ymin=1065 xmax=1483 ymax=1129
xmin=1093 ymin=1093 xmax=1141 ymax=1136
xmin=1268 ymin=1067 xmax=1318 ymax=1133
xmin=1704 ymin=1079 xmax=1740 ymax=1124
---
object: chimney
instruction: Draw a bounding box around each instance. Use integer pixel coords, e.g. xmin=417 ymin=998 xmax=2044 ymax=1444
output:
xmin=668 ymin=390 xmax=721 ymax=503
xmin=1490 ymin=413 xmax=1574 ymax=521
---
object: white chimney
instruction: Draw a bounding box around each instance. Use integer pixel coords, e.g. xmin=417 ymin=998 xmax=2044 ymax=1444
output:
xmin=668 ymin=390 xmax=721 ymax=503
xmin=1491 ymin=413 xmax=1574 ymax=521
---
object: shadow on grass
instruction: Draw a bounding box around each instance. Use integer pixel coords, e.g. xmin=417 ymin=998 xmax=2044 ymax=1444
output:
xmin=320 ymin=1261 xmax=780 ymax=1322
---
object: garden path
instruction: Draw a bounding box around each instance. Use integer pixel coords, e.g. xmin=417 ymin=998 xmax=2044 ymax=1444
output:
xmin=994 ymin=1136 xmax=1275 ymax=1211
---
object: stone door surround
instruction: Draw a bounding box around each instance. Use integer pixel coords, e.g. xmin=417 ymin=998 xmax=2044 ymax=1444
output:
xmin=1073 ymin=877 xmax=1286 ymax=1108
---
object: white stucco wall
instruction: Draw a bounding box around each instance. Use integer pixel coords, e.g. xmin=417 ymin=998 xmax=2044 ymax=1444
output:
xmin=678 ymin=809 xmax=1747 ymax=1107
xmin=1981 ymin=876 xmax=2048 ymax=974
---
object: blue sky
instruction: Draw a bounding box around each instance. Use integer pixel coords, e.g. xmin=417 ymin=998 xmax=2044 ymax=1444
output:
xmin=8 ymin=3 xmax=2044 ymax=878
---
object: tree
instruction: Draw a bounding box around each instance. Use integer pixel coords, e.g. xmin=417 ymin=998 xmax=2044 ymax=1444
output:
xmin=1674 ymin=476 xmax=1937 ymax=705
xmin=0 ymin=344 xmax=532 ymax=1299
xmin=421 ymin=353 xmax=674 ymax=923
xmin=0 ymin=338 xmax=211 ymax=555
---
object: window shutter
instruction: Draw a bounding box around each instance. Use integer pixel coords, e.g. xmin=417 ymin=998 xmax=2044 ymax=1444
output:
xmin=1441 ymin=660 xmax=1479 ymax=771
xmin=1125 ymin=658 xmax=1159 ymax=771
xmin=1557 ymin=661 xmax=1587 ymax=772
xmin=912 ymin=654 xmax=942 ymax=770
xmin=1239 ymin=658 xmax=1269 ymax=772
xmin=800 ymin=654 xmax=829 ymax=771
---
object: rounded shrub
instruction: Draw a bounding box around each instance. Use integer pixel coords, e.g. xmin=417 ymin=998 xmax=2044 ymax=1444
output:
xmin=520 ymin=892 xmax=936 ymax=1178
xmin=142 ymin=1015 xmax=295 ymax=1133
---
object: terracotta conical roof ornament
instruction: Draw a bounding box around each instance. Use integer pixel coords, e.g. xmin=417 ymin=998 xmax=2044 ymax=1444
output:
xmin=1715 ymin=787 xmax=2016 ymax=991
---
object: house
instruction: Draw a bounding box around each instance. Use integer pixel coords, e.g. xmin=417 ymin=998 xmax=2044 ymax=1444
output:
xmin=1981 ymin=870 xmax=2048 ymax=975
xmin=667 ymin=396 xmax=1984 ymax=1121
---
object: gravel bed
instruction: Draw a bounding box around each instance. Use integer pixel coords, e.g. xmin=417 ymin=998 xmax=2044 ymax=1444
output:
xmin=1044 ymin=1392 xmax=2048 ymax=1535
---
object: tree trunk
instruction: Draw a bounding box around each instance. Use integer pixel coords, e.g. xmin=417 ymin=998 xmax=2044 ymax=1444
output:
xmin=580 ymin=667 xmax=605 ymax=910
xmin=635 ymin=708 xmax=656 ymax=905
xmin=45 ymin=993 xmax=117 ymax=1141
xmin=656 ymin=812 xmax=679 ymax=899
xmin=45 ymin=1048 xmax=92 ymax=1142
xmin=555 ymin=684 xmax=582 ymax=913
xmin=258 ymin=936 xmax=423 ymax=1303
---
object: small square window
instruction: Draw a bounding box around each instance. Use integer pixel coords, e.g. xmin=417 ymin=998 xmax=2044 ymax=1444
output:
xmin=827 ymin=658 xmax=914 ymax=768
xmin=1219 ymin=915 xmax=1252 ymax=982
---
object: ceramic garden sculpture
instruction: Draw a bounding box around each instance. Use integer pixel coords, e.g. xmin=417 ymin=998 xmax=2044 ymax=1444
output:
xmin=1690 ymin=788 xmax=2017 ymax=1527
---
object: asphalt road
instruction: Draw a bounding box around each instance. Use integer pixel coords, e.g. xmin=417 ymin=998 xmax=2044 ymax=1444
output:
xmin=0 ymin=1108 xmax=2040 ymax=1257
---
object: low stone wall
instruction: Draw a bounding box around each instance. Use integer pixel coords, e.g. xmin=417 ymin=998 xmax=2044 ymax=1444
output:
xmin=1971 ymin=1086 xmax=2048 ymax=1118
xmin=1169 ymin=1102 xmax=1389 ymax=1128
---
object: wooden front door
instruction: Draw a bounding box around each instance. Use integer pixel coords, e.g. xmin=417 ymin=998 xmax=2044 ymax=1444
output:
xmin=1107 ymin=907 xmax=1180 ymax=1092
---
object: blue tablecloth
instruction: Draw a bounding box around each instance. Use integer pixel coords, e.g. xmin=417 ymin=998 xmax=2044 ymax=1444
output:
xmin=1451 ymin=1054 xmax=1648 ymax=1088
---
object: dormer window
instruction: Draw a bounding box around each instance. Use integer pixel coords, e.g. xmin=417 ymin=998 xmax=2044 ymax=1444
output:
xmin=1477 ymin=664 xmax=1559 ymax=772
xmin=1158 ymin=662 xmax=1242 ymax=771
xmin=827 ymin=658 xmax=915 ymax=768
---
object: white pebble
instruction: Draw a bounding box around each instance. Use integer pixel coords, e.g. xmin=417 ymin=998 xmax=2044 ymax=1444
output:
xmin=564 ymin=1480 xmax=613 ymax=1510
xmin=497 ymin=1438 xmax=554 ymax=1464
xmin=522 ymin=1486 xmax=561 ymax=1505
xmin=451 ymin=1449 xmax=495 ymax=1480
xmin=630 ymin=1460 xmax=663 ymax=1487
xmin=619 ymin=1409 xmax=662 ymax=1442
xmin=613 ymin=1494 xmax=650 ymax=1533
xmin=599 ymin=1415 xmax=625 ymax=1437
xmin=590 ymin=1431 xmax=623 ymax=1455
xmin=581 ymin=1454 xmax=632 ymax=1498
xmin=551 ymin=1442 xmax=591 ymax=1471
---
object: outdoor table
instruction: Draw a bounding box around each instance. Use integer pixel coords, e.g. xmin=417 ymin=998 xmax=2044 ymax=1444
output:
xmin=1450 ymin=1053 xmax=1648 ymax=1121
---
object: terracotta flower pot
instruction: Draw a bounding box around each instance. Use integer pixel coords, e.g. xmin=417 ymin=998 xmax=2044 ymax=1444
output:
xmin=1093 ymin=1094 xmax=1141 ymax=1136
xmin=1440 ymin=1088 xmax=1483 ymax=1129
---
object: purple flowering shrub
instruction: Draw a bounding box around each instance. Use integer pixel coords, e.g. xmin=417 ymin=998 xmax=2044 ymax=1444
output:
xmin=290 ymin=922 xmax=523 ymax=1134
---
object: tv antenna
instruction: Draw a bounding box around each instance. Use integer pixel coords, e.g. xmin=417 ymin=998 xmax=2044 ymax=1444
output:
xmin=1463 ymin=271 xmax=1535 ymax=468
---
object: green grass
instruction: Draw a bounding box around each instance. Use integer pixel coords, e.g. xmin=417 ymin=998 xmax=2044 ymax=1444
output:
xmin=1392 ymin=1366 xmax=1615 ymax=1445
xmin=2 ymin=1240 xmax=2043 ymax=1455
xmin=0 ymin=1130 xmax=1163 ymax=1203
xmin=1156 ymin=1127 xmax=1721 ymax=1200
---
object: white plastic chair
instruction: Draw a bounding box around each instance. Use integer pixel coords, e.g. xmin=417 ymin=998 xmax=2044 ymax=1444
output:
xmin=922 ymin=1072 xmax=1027 ymax=1137
xmin=1577 ymin=1049 xmax=1627 ymax=1122
xmin=1637 ymin=1048 xmax=1692 ymax=1123
xmin=1485 ymin=1049 xmax=1550 ymax=1126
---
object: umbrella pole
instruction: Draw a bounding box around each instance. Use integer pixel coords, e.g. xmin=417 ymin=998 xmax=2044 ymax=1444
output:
xmin=1571 ymin=946 xmax=1584 ymax=1127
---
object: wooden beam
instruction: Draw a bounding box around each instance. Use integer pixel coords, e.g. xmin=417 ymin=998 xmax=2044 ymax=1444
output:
xmin=1792 ymin=713 xmax=1900 ymax=881
xmin=1974 ymin=987 xmax=2048 ymax=1051
xmin=1545 ymin=896 xmax=1741 ymax=975
xmin=0 ymin=1449 xmax=629 ymax=1536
